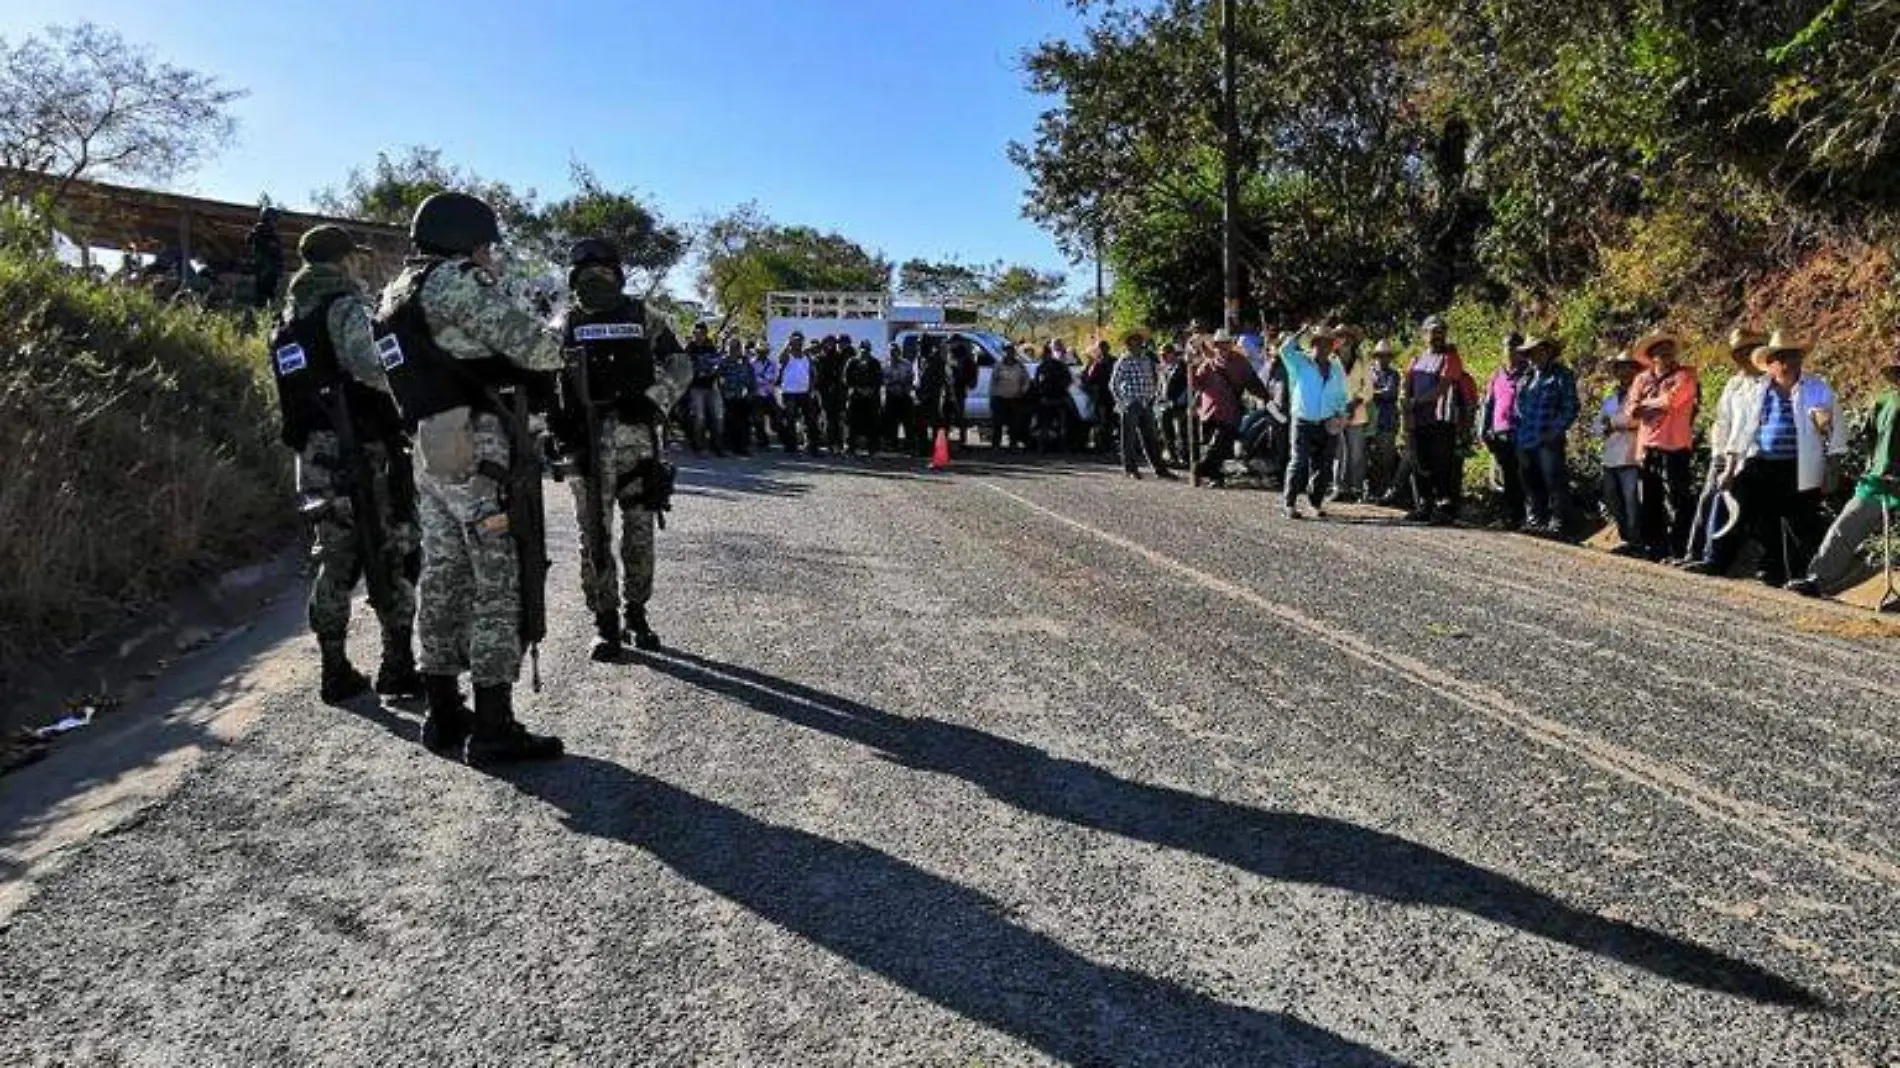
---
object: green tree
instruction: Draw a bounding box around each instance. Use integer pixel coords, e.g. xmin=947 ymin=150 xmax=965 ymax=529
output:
xmin=983 ymin=265 xmax=1069 ymax=336
xmin=532 ymin=163 xmax=688 ymax=294
xmin=695 ymin=203 xmax=893 ymax=333
xmin=313 ymin=145 xmax=540 ymax=236
xmin=1013 ymin=0 xmax=1431 ymax=324
xmin=898 ymin=258 xmax=990 ymax=304
xmin=1756 ymin=0 xmax=1900 ymax=205
xmin=1017 ymin=0 xmax=1900 ymax=338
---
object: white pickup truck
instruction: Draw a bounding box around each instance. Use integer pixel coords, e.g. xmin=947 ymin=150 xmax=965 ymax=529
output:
xmin=889 ymin=327 xmax=1096 ymax=430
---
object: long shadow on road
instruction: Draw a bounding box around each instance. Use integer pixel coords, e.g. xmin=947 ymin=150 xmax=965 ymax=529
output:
xmin=639 ymin=650 xmax=1821 ymax=1011
xmin=504 ymin=756 xmax=1408 ymax=1068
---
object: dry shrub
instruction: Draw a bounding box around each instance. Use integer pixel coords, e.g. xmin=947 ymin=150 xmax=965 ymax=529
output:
xmin=0 ymin=254 xmax=290 ymax=678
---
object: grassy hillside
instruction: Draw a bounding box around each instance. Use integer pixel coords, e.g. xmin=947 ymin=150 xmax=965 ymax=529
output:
xmin=0 ymin=251 xmax=290 ymax=684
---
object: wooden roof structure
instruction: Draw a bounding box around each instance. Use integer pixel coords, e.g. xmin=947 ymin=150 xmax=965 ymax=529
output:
xmin=2 ymin=169 xmax=410 ymax=282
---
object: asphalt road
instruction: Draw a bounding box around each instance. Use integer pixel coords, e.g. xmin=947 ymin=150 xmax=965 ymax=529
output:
xmin=3 ymin=452 xmax=1897 ymax=1066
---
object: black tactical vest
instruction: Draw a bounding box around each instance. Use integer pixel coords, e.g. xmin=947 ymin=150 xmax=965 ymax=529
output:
xmin=268 ymin=294 xmax=403 ymax=450
xmin=560 ymin=300 xmax=658 ymax=423
xmin=374 ymin=259 xmax=526 ymax=425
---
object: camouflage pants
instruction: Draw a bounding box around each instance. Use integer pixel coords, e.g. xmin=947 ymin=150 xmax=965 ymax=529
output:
xmin=569 ymin=417 xmax=661 ymax=619
xmin=298 ymin=433 xmax=418 ymax=642
xmin=415 ymin=414 xmax=522 ymax=686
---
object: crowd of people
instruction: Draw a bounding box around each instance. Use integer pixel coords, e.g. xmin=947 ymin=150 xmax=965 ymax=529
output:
xmin=675 ymin=315 xmax=1899 ymax=606
xmin=663 ymin=330 xmax=1102 ymax=461
xmin=261 ymin=179 xmax=1898 ymax=774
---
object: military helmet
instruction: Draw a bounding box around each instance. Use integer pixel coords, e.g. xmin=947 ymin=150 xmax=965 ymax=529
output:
xmin=566 ymin=237 xmax=626 ymax=290
xmin=297 ymin=224 xmax=365 ymax=265
xmin=568 ymin=238 xmax=623 ymax=270
xmin=410 ymin=191 xmax=501 ymax=256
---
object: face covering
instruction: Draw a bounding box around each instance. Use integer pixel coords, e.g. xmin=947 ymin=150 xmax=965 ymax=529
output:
xmin=572 ymin=266 xmax=624 ymax=311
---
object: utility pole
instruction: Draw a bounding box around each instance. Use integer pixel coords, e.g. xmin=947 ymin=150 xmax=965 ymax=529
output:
xmin=1220 ymin=0 xmax=1242 ymax=334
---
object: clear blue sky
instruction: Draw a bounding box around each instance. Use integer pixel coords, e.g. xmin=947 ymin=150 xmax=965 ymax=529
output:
xmin=2 ymin=0 xmax=1087 ymax=294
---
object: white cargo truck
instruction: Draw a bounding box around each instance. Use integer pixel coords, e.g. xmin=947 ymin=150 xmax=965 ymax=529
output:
xmin=763 ymin=291 xmax=978 ymax=356
xmin=763 ymin=291 xmax=1095 ymax=446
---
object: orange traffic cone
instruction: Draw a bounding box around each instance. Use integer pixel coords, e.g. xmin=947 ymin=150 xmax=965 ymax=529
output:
xmin=929 ymin=428 xmax=952 ymax=470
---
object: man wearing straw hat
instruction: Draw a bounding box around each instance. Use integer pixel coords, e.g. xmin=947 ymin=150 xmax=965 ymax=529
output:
xmin=1682 ymin=328 xmax=1769 ymax=567
xmin=1510 ymin=335 xmax=1580 ymax=537
xmin=1788 ymin=345 xmax=1900 ymax=604
xmin=1364 ymin=339 xmax=1403 ymax=499
xmin=1627 ymin=330 xmax=1701 ymax=560
xmin=1689 ymin=331 xmax=1845 ymax=585
xmin=1189 ymin=329 xmax=1271 ymax=488
xmin=1400 ymin=314 xmax=1470 ymax=524
xmin=1592 ymin=350 xmax=1647 ymax=552
xmin=1277 ymin=324 xmax=1353 ymax=518
xmin=1333 ymin=324 xmax=1374 ymax=502
xmin=1109 ymin=333 xmax=1176 ymax=480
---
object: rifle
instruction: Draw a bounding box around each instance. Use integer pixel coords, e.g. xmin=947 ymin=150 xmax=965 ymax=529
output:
xmin=486 ymin=386 xmax=551 ymax=692
xmin=559 ymin=346 xmax=613 ymax=613
xmin=626 ymin=423 xmax=677 ymax=531
xmin=305 ymin=387 xmax=398 ymax=617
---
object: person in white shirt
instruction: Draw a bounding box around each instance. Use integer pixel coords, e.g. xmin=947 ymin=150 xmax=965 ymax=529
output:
xmin=1688 ymin=331 xmax=1848 ymax=584
xmin=775 ymin=332 xmax=822 ymax=454
xmin=1682 ymin=328 xmax=1767 ymax=566
xmin=1593 ymin=352 xmax=1645 ymax=553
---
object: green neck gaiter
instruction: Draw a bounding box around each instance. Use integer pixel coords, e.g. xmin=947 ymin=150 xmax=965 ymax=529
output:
xmin=573 ymin=267 xmax=625 ymax=313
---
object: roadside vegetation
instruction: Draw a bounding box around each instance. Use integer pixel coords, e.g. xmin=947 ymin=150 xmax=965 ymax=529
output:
xmin=0 ymin=216 xmax=287 ymax=684
xmin=1011 ymin=1 xmax=1900 ymax=533
xmin=1015 ymin=1 xmax=1900 ymax=397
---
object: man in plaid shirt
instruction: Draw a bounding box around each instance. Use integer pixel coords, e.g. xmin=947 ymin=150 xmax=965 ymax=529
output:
xmin=1109 ymin=334 xmax=1176 ymax=480
xmin=1510 ymin=337 xmax=1581 ymax=536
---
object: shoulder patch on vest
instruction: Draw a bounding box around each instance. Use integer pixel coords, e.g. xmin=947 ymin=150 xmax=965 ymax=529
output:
xmin=377 ymin=334 xmax=406 ymax=370
xmin=574 ymin=322 xmax=645 ymax=342
xmin=274 ymin=343 xmax=308 ymax=376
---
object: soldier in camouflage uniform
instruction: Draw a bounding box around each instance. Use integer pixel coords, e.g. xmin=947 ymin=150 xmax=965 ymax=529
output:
xmin=270 ymin=224 xmax=423 ymax=704
xmin=551 ymin=238 xmax=691 ymax=661
xmin=374 ymin=192 xmax=566 ymax=765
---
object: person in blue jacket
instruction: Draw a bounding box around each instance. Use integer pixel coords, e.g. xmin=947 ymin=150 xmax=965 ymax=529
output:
xmin=1278 ymin=325 xmax=1354 ymax=519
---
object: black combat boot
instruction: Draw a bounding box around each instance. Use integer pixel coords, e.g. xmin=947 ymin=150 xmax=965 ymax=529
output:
xmin=374 ymin=628 xmax=425 ymax=698
xmin=626 ymin=604 xmax=662 ymax=652
xmin=318 ymin=639 xmax=370 ymax=704
xmin=463 ymin=684 xmax=563 ymax=766
xmin=590 ymin=610 xmax=624 ymax=663
xmin=419 ymin=674 xmax=472 ymax=755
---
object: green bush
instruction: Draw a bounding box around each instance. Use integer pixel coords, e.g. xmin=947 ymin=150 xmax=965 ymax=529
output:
xmin=0 ymin=252 xmax=290 ymax=673
xmin=0 ymin=203 xmax=53 ymax=259
xmin=1442 ymin=295 xmax=1517 ymax=382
